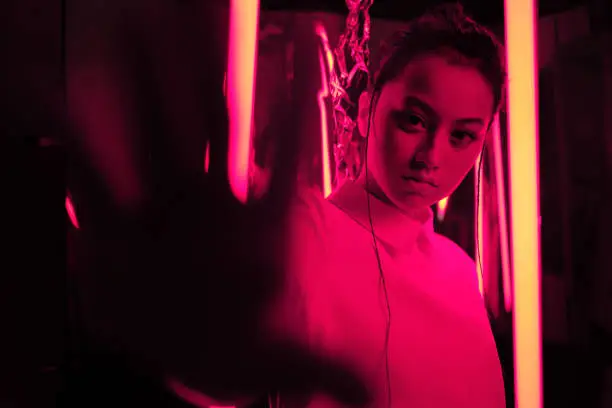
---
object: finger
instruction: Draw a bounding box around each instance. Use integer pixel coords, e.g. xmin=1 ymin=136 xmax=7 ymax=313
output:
xmin=203 ymin=76 xmax=232 ymax=194
xmin=260 ymin=17 xmax=316 ymax=218
xmin=68 ymin=58 xmax=148 ymax=213
xmin=188 ymin=2 xmax=232 ymax=191
xmin=187 ymin=342 xmax=369 ymax=406
xmin=130 ymin=2 xmax=226 ymax=181
xmin=65 ymin=2 xmax=170 ymax=215
xmin=258 ymin=98 xmax=302 ymax=219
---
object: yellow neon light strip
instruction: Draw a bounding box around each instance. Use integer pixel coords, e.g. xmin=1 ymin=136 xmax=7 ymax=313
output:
xmin=317 ymin=48 xmax=333 ymax=198
xmin=315 ymin=23 xmax=334 ymax=198
xmin=475 ymin=155 xmax=485 ymax=296
xmin=227 ymin=0 xmax=260 ymax=203
xmin=504 ymin=0 xmax=543 ymax=406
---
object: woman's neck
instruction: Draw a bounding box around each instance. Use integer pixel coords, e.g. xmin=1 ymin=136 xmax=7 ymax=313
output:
xmin=331 ymin=173 xmax=431 ymax=225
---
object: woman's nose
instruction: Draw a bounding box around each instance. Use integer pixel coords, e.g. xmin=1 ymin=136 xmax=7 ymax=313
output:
xmin=412 ymin=132 xmax=444 ymax=171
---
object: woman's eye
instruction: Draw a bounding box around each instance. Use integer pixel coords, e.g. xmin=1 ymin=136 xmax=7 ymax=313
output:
xmin=450 ymin=130 xmax=477 ymax=147
xmin=397 ymin=112 xmax=426 ymax=132
xmin=408 ymin=114 xmax=425 ymax=127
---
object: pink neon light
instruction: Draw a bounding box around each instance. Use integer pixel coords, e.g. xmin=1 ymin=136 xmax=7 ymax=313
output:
xmin=317 ymin=50 xmax=333 ymax=198
xmin=504 ymin=0 xmax=543 ymax=406
xmin=205 ymin=140 xmax=210 ymax=173
xmin=491 ymin=116 xmax=512 ymax=312
xmin=315 ymin=22 xmax=333 ymax=198
xmin=227 ymin=0 xmax=260 ymax=203
xmin=65 ymin=196 xmax=80 ymax=229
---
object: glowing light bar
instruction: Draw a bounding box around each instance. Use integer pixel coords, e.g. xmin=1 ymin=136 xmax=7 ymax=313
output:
xmin=315 ymin=22 xmax=334 ymax=198
xmin=65 ymin=196 xmax=80 ymax=229
xmin=491 ymin=116 xmax=512 ymax=312
xmin=317 ymin=49 xmax=333 ymax=198
xmin=504 ymin=0 xmax=543 ymax=406
xmin=475 ymin=154 xmax=485 ymax=296
xmin=436 ymin=196 xmax=449 ymax=222
xmin=227 ymin=0 xmax=260 ymax=203
xmin=205 ymin=140 xmax=210 ymax=173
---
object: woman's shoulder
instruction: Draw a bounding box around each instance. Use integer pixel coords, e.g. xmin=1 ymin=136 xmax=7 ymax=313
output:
xmin=431 ymin=232 xmax=475 ymax=265
xmin=289 ymin=186 xmax=338 ymax=235
xmin=429 ymin=232 xmax=479 ymax=288
xmin=292 ymin=186 xmax=327 ymax=218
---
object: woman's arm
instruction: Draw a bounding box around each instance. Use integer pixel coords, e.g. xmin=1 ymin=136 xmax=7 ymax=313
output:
xmin=64 ymin=2 xmax=367 ymax=405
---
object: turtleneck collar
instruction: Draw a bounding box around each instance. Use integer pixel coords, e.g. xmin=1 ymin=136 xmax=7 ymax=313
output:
xmin=328 ymin=180 xmax=434 ymax=256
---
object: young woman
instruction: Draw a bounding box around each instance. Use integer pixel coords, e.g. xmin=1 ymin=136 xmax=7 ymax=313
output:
xmin=268 ymin=4 xmax=508 ymax=407
xmin=64 ymin=2 xmax=506 ymax=407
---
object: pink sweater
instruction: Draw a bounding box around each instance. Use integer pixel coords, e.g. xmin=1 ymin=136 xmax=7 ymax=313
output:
xmin=272 ymin=182 xmax=506 ymax=407
xmin=171 ymin=182 xmax=506 ymax=407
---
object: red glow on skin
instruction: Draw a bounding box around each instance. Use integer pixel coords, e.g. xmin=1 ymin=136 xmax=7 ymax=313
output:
xmin=504 ymin=0 xmax=543 ymax=406
xmin=65 ymin=196 xmax=79 ymax=229
xmin=315 ymin=22 xmax=334 ymax=198
xmin=227 ymin=0 xmax=260 ymax=203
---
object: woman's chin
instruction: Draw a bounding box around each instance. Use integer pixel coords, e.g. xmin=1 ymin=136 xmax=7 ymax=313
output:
xmin=393 ymin=195 xmax=435 ymax=220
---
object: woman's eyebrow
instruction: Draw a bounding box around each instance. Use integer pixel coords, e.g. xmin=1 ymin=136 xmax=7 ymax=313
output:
xmin=401 ymin=96 xmax=438 ymax=119
xmin=455 ymin=118 xmax=485 ymax=126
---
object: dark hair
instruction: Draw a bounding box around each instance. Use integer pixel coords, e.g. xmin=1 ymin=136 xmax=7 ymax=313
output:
xmin=372 ymin=3 xmax=506 ymax=114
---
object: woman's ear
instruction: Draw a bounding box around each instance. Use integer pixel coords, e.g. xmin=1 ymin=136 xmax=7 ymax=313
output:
xmin=357 ymin=91 xmax=372 ymax=138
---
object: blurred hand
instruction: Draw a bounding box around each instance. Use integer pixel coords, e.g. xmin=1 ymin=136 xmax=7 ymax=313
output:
xmin=63 ymin=0 xmax=367 ymax=405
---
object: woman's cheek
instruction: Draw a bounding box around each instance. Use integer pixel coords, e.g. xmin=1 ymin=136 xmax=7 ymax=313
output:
xmin=389 ymin=131 xmax=419 ymax=165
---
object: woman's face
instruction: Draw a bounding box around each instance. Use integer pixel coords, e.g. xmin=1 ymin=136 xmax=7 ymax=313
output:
xmin=358 ymin=52 xmax=494 ymax=216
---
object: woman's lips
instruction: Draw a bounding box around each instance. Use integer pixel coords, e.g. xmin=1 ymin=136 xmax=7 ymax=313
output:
xmin=402 ymin=175 xmax=438 ymax=188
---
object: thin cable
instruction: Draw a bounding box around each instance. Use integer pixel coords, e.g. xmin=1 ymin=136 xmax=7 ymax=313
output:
xmin=364 ymin=91 xmax=392 ymax=408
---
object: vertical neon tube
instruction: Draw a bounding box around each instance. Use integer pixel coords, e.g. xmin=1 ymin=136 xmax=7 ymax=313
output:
xmin=491 ymin=116 xmax=512 ymax=312
xmin=475 ymin=154 xmax=485 ymax=296
xmin=205 ymin=140 xmax=211 ymax=173
xmin=227 ymin=0 xmax=260 ymax=203
xmin=317 ymin=48 xmax=333 ymax=198
xmin=315 ymin=22 xmax=334 ymax=198
xmin=504 ymin=0 xmax=543 ymax=407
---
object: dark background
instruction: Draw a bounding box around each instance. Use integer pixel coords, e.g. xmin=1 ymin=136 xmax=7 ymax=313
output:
xmin=264 ymin=0 xmax=571 ymax=24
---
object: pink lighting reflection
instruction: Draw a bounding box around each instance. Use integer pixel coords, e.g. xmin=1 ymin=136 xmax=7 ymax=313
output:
xmin=65 ymin=196 xmax=79 ymax=229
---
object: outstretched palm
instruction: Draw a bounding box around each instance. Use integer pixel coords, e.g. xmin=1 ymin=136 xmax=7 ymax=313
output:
xmin=64 ymin=1 xmax=366 ymax=405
